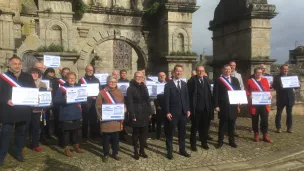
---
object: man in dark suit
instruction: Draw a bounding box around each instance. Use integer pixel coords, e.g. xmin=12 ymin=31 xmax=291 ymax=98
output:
xmin=164 ymin=64 xmax=191 ymax=160
xmin=187 ymin=65 xmax=214 ymax=151
xmin=214 ymin=64 xmax=241 ymax=149
xmin=273 ymin=64 xmax=299 ymax=133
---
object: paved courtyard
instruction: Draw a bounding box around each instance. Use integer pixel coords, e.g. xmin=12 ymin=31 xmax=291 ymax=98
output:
xmin=1 ymin=115 xmax=304 ymax=171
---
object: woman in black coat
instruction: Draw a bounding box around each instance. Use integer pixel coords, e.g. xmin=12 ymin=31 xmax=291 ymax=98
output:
xmin=127 ymin=71 xmax=152 ymax=160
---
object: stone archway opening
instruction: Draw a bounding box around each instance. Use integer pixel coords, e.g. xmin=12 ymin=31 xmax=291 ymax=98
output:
xmin=86 ymin=39 xmax=146 ymax=78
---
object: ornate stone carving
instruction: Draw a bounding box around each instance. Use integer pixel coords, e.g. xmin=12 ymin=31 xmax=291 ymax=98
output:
xmin=77 ymin=27 xmax=89 ymax=38
xmin=22 ymin=52 xmax=38 ymax=72
xmin=113 ymin=40 xmax=132 ymax=69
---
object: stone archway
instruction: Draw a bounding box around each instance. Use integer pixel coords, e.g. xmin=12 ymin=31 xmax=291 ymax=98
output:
xmin=77 ymin=30 xmax=148 ymax=76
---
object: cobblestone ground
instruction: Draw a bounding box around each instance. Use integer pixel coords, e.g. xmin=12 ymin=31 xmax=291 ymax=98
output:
xmin=1 ymin=115 xmax=304 ymax=171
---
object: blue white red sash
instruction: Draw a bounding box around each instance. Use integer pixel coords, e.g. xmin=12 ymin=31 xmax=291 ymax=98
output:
xmin=0 ymin=73 xmax=22 ymax=87
xmin=219 ymin=76 xmax=234 ymax=90
xmin=251 ymin=78 xmax=264 ymax=92
xmin=102 ymin=89 xmax=116 ymax=104
xmin=58 ymin=78 xmax=66 ymax=85
xmin=80 ymin=77 xmax=88 ymax=84
xmin=60 ymin=86 xmax=67 ymax=92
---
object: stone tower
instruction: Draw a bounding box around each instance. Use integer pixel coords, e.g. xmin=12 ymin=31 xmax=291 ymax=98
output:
xmin=209 ymin=0 xmax=277 ymax=78
xmin=150 ymin=0 xmax=199 ymax=78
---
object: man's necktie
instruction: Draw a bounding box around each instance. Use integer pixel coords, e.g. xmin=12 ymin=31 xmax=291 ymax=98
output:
xmin=200 ymin=78 xmax=204 ymax=88
xmin=177 ymin=80 xmax=181 ymax=90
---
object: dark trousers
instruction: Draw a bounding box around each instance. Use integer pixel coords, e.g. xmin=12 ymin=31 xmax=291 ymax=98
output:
xmin=0 ymin=122 xmax=27 ymax=160
xmin=29 ymin=112 xmax=42 ymax=148
xmin=62 ymin=129 xmax=80 ymax=147
xmin=43 ymin=109 xmax=51 ymax=137
xmin=251 ymin=106 xmax=269 ymax=134
xmin=275 ymin=105 xmax=293 ymax=129
xmin=156 ymin=110 xmax=164 ymax=138
xmin=164 ymin=114 xmax=187 ymax=154
xmin=82 ymin=106 xmax=98 ymax=139
xmin=103 ymin=132 xmax=119 ymax=156
xmin=190 ymin=112 xmax=210 ymax=145
xmin=132 ymin=127 xmax=148 ymax=153
xmin=218 ymin=119 xmax=235 ymax=144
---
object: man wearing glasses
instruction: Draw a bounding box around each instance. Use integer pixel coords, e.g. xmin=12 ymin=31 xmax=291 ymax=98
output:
xmin=78 ymin=65 xmax=101 ymax=142
xmin=187 ymin=66 xmax=214 ymax=151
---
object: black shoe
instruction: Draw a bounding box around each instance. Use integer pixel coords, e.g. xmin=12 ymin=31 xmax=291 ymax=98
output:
xmin=14 ymin=155 xmax=25 ymax=162
xmin=134 ymin=153 xmax=139 ymax=160
xmin=112 ymin=155 xmax=120 ymax=161
xmin=167 ymin=153 xmax=173 ymax=160
xmin=179 ymin=151 xmax=191 ymax=157
xmin=229 ymin=142 xmax=238 ymax=148
xmin=207 ymin=135 xmax=213 ymax=140
xmin=190 ymin=145 xmax=197 ymax=151
xmin=202 ymin=143 xmax=209 ymax=150
xmin=216 ymin=143 xmax=223 ymax=149
xmin=102 ymin=155 xmax=109 ymax=162
xmin=139 ymin=152 xmax=148 ymax=158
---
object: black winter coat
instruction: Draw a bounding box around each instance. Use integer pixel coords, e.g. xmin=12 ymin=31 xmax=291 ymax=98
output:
xmin=126 ymin=80 xmax=152 ymax=127
xmin=272 ymin=74 xmax=296 ymax=106
xmin=0 ymin=70 xmax=36 ymax=123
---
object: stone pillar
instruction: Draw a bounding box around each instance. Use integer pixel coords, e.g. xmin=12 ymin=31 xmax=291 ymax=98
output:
xmin=209 ymin=0 xmax=277 ymax=79
xmin=157 ymin=1 xmax=199 ymax=78
xmin=0 ymin=12 xmax=15 ymax=72
xmin=165 ymin=56 xmax=197 ymax=79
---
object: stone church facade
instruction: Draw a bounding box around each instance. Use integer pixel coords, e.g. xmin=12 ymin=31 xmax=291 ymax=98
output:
xmin=0 ymin=0 xmax=199 ymax=78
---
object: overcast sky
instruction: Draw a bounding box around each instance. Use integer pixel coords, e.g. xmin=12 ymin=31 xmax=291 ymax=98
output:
xmin=192 ymin=0 xmax=304 ymax=64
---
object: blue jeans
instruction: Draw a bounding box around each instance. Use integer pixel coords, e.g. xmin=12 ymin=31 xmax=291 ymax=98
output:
xmin=275 ymin=105 xmax=293 ymax=129
xmin=0 ymin=122 xmax=27 ymax=160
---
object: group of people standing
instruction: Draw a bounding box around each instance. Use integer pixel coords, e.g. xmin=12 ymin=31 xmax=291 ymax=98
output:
xmin=0 ymin=56 xmax=299 ymax=166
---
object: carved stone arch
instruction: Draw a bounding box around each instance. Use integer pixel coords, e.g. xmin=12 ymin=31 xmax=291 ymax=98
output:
xmin=172 ymin=28 xmax=190 ymax=52
xmin=42 ymin=19 xmax=70 ymax=50
xmin=77 ymin=30 xmax=148 ymax=76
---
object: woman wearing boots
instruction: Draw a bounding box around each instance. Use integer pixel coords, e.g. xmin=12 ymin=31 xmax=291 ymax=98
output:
xmin=127 ymin=71 xmax=152 ymax=160
xmin=245 ymin=67 xmax=272 ymax=143
xmin=95 ymin=75 xmax=124 ymax=162
xmin=54 ymin=72 xmax=85 ymax=157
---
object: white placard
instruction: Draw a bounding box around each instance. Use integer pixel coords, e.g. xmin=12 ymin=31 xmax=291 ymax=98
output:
xmin=281 ymin=76 xmax=300 ymax=88
xmin=156 ymin=83 xmax=165 ymax=95
xmin=252 ymin=92 xmax=271 ymax=105
xmin=148 ymin=76 xmax=159 ymax=82
xmin=43 ymin=55 xmax=60 ymax=68
xmin=81 ymin=83 xmax=100 ymax=97
xmin=66 ymin=87 xmax=88 ymax=104
xmin=263 ymin=76 xmax=273 ymax=87
xmin=228 ymin=90 xmax=248 ymax=104
xmin=38 ymin=91 xmax=52 ymax=107
xmin=102 ymin=104 xmax=125 ymax=121
xmin=117 ymin=82 xmax=129 ymax=95
xmin=12 ymin=87 xmax=39 ymax=106
xmin=94 ymin=73 xmax=109 ymax=84
xmin=41 ymin=80 xmax=50 ymax=90
xmin=146 ymin=81 xmax=157 ymax=97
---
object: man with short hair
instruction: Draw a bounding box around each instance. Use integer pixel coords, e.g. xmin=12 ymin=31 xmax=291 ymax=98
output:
xmin=229 ymin=61 xmax=244 ymax=90
xmin=112 ymin=70 xmax=120 ymax=80
xmin=34 ymin=61 xmax=46 ymax=73
xmin=273 ymin=64 xmax=299 ymax=133
xmin=79 ymin=65 xmax=101 ymax=142
xmin=118 ymin=69 xmax=129 ymax=82
xmin=260 ymin=64 xmax=271 ymax=76
xmin=0 ymin=56 xmax=36 ymax=166
xmin=214 ymin=64 xmax=241 ymax=149
xmin=153 ymin=72 xmax=167 ymax=139
xmin=164 ymin=65 xmax=191 ymax=159
xmin=187 ymin=65 xmax=214 ymax=151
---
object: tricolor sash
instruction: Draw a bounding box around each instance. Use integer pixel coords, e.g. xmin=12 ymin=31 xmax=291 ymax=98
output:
xmin=251 ymin=78 xmax=264 ymax=92
xmin=102 ymin=89 xmax=116 ymax=104
xmin=0 ymin=73 xmax=22 ymax=87
xmin=80 ymin=77 xmax=88 ymax=84
xmin=219 ymin=76 xmax=234 ymax=90
xmin=58 ymin=78 xmax=66 ymax=85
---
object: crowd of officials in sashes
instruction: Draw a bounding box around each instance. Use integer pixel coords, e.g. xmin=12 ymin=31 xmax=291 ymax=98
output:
xmin=0 ymin=56 xmax=301 ymax=166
